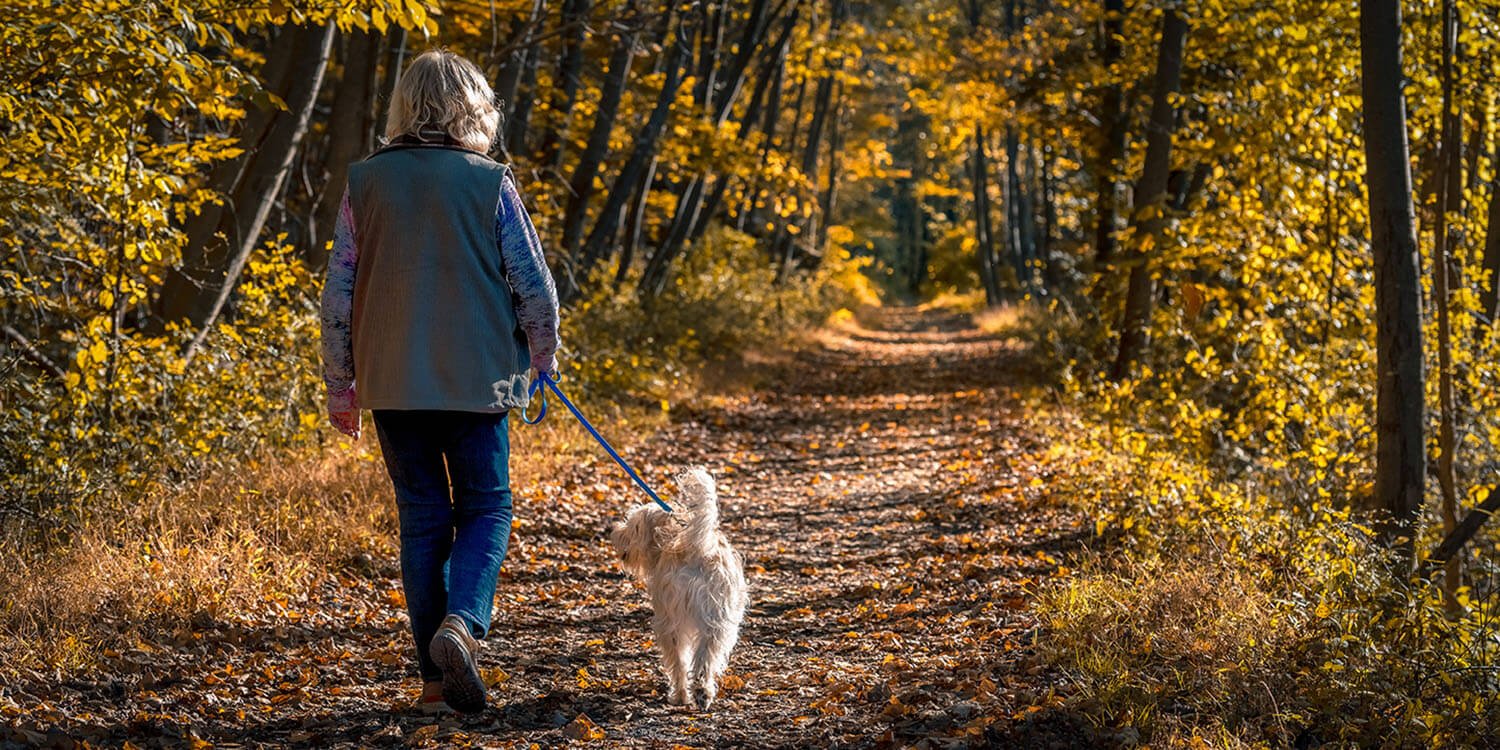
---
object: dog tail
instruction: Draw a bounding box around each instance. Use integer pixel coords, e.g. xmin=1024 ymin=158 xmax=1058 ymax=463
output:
xmin=675 ymin=467 xmax=719 ymax=550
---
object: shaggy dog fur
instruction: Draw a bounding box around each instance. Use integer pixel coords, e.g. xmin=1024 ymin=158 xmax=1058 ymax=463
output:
xmin=609 ymin=468 xmax=748 ymax=708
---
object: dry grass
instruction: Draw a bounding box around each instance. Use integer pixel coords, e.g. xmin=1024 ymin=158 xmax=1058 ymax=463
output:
xmin=0 ymin=447 xmax=392 ymax=672
xmin=919 ymin=288 xmax=988 ymax=314
xmin=0 ymin=408 xmax=662 ymax=675
xmin=913 ymin=290 xmax=1042 ymax=337
xmin=972 ymin=303 xmax=1033 ymax=335
xmin=1034 ymin=552 xmax=1307 ymax=747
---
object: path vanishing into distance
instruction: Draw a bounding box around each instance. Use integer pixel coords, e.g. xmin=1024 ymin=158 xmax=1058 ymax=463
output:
xmin=4 ymin=308 xmax=1096 ymax=749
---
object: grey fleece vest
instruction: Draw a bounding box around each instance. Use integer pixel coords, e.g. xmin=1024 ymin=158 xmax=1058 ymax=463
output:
xmin=346 ymin=144 xmax=531 ymax=412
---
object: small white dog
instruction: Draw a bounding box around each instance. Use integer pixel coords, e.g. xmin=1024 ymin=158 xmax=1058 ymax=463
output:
xmin=610 ymin=468 xmax=748 ymax=709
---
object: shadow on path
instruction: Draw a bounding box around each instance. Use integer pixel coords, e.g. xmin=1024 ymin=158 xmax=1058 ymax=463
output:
xmin=2 ymin=308 xmax=1101 ymax=750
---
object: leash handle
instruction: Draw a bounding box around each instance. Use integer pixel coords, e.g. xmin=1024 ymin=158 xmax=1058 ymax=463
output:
xmin=519 ymin=371 xmax=673 ymax=514
xmin=519 ymin=373 xmax=548 ymax=425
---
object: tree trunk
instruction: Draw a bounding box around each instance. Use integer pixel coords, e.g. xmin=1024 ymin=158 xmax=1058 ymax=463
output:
xmin=495 ymin=0 xmax=548 ymax=159
xmin=776 ymin=0 xmax=844 ymax=281
xmin=642 ymin=0 xmax=784 ymax=295
xmin=506 ymin=7 xmax=546 ymax=158
xmin=1041 ymin=142 xmax=1061 ymax=290
xmin=694 ymin=0 xmax=728 ymax=109
xmin=1464 ymin=84 xmax=1488 ymax=194
xmin=973 ymin=126 xmax=1002 ymax=306
xmin=1433 ymin=0 xmax=1462 ymax=609
xmin=1430 ymin=485 xmax=1500 ymax=567
xmin=374 ymin=27 xmax=407 ymax=140
xmin=539 ymin=0 xmax=592 ymax=168
xmin=561 ymin=15 xmax=637 ymax=261
xmin=737 ymin=11 xmax=793 ymax=233
xmin=640 ymin=177 xmax=706 ymax=296
xmin=1015 ymin=135 xmax=1039 ymax=288
xmin=154 ymin=23 xmax=335 ymax=356
xmin=1359 ymin=0 xmax=1426 ymax=552
xmin=1003 ymin=129 xmax=1030 ymax=290
xmin=764 ymin=49 xmax=811 ymax=264
xmin=1093 ymin=0 xmax=1127 ymax=267
xmin=1109 ymin=9 xmax=1187 ymax=380
xmin=574 ymin=17 xmax=693 ymax=292
xmin=616 ymin=156 xmax=658 ymax=285
xmin=1483 ymin=136 xmax=1500 ymax=322
xmin=812 ymin=77 xmax=845 ymax=258
xmin=311 ymin=28 xmax=381 ymax=269
xmin=893 ymin=110 xmax=929 ymax=300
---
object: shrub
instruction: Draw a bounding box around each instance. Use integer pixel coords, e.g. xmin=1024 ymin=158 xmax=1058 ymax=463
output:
xmin=2 ymin=243 xmax=326 ymax=549
xmin=1020 ymin=301 xmax=1500 ymax=747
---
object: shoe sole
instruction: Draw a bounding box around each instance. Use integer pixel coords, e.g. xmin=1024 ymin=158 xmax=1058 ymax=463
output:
xmin=418 ymin=699 xmax=452 ymax=716
xmin=431 ymin=631 xmax=487 ymax=714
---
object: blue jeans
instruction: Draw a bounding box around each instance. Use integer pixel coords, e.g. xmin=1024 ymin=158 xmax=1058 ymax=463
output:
xmin=372 ymin=410 xmax=513 ymax=682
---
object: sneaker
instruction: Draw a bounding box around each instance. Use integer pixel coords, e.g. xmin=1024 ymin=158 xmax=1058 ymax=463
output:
xmin=418 ymin=681 xmax=451 ymax=715
xmin=429 ymin=614 xmax=487 ymax=714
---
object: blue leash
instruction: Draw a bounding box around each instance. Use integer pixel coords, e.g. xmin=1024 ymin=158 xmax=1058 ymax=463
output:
xmin=519 ymin=371 xmax=674 ymax=513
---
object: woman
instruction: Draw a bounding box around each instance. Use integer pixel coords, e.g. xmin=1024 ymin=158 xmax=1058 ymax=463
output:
xmin=319 ymin=49 xmax=559 ymax=716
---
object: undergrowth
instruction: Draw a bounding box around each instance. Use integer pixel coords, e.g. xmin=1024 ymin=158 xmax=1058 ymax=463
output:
xmin=995 ymin=301 xmax=1500 ymax=748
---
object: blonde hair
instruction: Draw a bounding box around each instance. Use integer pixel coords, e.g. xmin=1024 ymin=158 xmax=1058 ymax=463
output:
xmin=384 ymin=50 xmax=500 ymax=153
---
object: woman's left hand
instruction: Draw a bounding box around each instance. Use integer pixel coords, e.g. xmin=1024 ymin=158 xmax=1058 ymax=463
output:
xmin=328 ymin=387 xmax=361 ymax=439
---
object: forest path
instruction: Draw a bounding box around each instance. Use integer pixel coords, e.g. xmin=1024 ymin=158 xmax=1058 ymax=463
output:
xmin=4 ymin=308 xmax=1091 ymax=749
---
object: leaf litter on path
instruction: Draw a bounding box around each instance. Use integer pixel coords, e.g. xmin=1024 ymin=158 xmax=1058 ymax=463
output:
xmin=2 ymin=308 xmax=1095 ymax=749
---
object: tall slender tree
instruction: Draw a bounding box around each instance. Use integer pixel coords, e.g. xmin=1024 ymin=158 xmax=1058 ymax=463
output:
xmin=310 ymin=29 xmax=382 ymax=268
xmin=1359 ymin=0 xmax=1426 ymax=551
xmin=154 ymin=23 xmax=335 ymax=356
xmin=1092 ymin=0 xmax=1127 ymax=267
xmin=1483 ymin=135 xmax=1500 ymax=321
xmin=539 ymin=0 xmax=593 ymax=168
xmin=574 ymin=13 xmax=694 ymax=290
xmin=973 ymin=126 xmax=1003 ymax=305
xmin=560 ymin=5 xmax=639 ymax=260
xmin=1110 ymin=8 xmax=1188 ymax=380
xmin=1432 ymin=0 xmax=1464 ymax=606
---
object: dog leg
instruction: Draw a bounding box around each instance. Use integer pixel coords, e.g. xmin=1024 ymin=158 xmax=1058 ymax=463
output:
xmin=693 ymin=624 xmax=741 ymax=711
xmin=654 ymin=618 xmax=691 ymax=706
xmin=690 ymin=637 xmax=718 ymax=709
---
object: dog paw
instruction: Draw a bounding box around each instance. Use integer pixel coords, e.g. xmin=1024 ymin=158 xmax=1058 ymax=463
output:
xmin=668 ymin=687 xmax=691 ymax=707
xmin=693 ymin=686 xmax=715 ymax=710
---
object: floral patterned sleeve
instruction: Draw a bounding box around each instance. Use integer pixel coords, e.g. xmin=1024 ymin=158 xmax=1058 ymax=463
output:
xmin=319 ymin=189 xmax=358 ymax=411
xmin=496 ymin=170 xmax=561 ymax=374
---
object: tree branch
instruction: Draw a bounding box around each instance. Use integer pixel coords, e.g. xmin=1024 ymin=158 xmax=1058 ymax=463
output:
xmin=3 ymin=325 xmax=66 ymax=383
xmin=1429 ymin=485 xmax=1500 ymax=565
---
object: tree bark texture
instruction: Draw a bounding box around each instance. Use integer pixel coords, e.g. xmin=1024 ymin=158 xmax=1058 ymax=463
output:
xmin=573 ymin=16 xmax=693 ymax=292
xmin=1093 ymin=0 xmax=1127 ymax=267
xmin=1359 ymin=0 xmax=1426 ymax=551
xmin=1432 ymin=0 xmax=1462 ymax=608
xmin=155 ymin=23 xmax=335 ymax=355
xmin=561 ymin=16 xmax=638 ymax=260
xmin=311 ymin=28 xmax=382 ymax=269
xmin=1110 ymin=9 xmax=1187 ymax=380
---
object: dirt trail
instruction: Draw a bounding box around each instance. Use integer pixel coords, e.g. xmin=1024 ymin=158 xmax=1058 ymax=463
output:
xmin=3 ymin=308 xmax=1090 ymax=749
